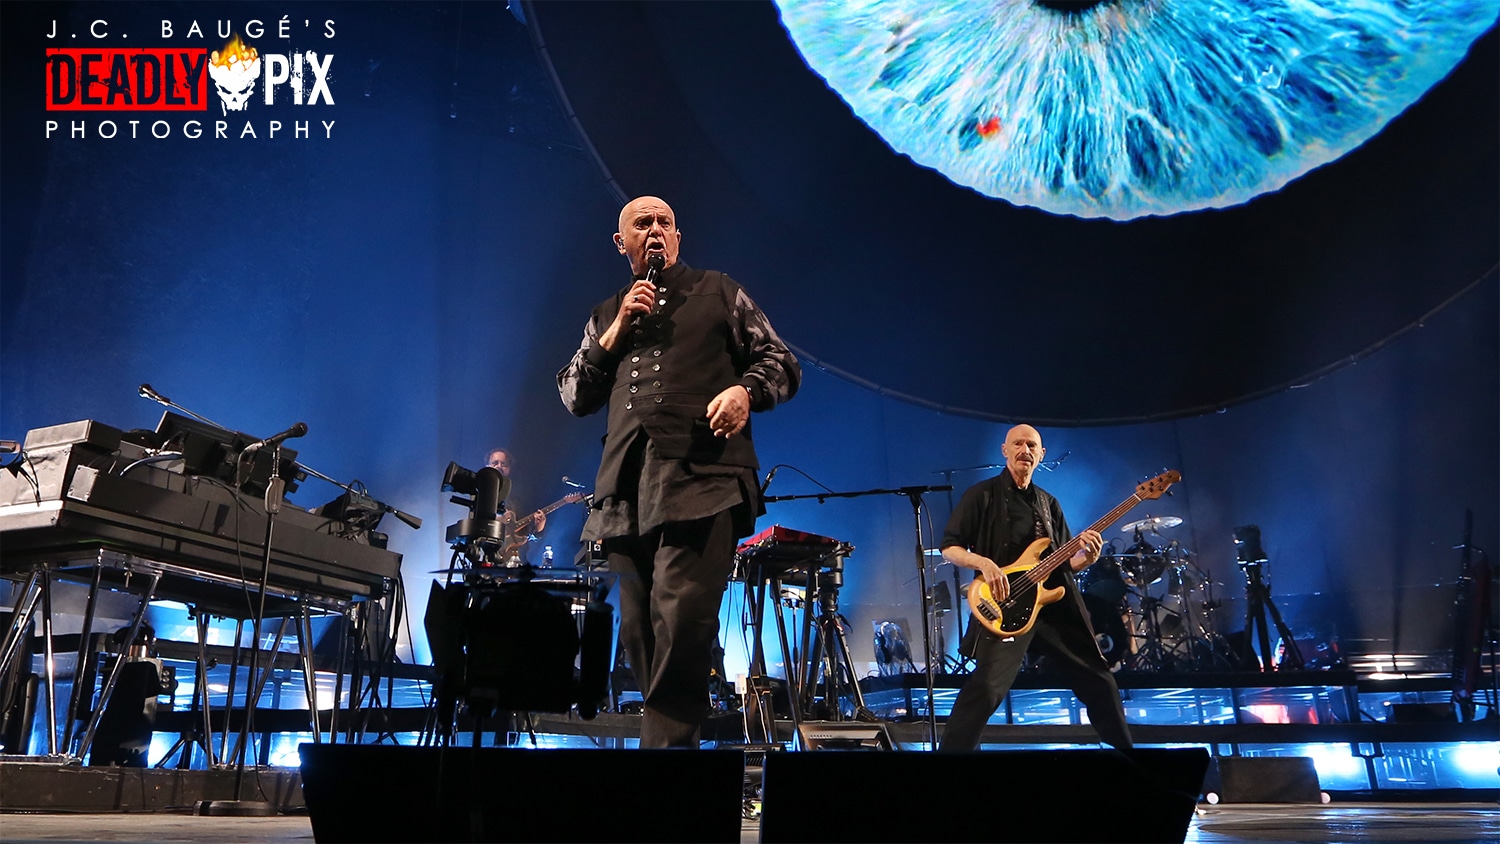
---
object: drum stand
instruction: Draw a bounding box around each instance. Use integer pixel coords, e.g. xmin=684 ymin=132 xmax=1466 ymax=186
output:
xmin=926 ymin=580 xmax=968 ymax=674
xmin=1128 ymin=592 xmax=1179 ymax=672
xmin=929 ymin=606 xmax=956 ymax=675
xmin=1176 ymin=561 xmax=1237 ymax=671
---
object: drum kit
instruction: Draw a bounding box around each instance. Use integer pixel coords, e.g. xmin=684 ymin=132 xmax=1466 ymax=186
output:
xmin=1077 ymin=515 xmax=1232 ymax=672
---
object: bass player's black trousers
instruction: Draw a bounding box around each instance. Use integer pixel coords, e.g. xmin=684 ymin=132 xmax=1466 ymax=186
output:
xmin=939 ymin=586 xmax=1133 ymax=753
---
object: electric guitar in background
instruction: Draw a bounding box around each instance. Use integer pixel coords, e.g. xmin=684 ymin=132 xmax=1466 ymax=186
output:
xmin=966 ymin=471 xmax=1181 ymax=638
xmin=499 ymin=491 xmax=587 ymax=558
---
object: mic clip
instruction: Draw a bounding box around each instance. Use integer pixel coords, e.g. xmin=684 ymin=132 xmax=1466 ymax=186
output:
xmin=759 ymin=465 xmax=780 ymax=496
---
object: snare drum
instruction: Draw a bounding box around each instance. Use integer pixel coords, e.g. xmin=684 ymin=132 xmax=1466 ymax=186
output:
xmin=1120 ymin=553 xmax=1167 ymax=587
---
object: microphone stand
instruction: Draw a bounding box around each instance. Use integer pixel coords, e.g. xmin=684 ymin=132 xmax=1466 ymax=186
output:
xmin=136 ymin=385 xmax=417 ymax=811
xmin=199 ymin=445 xmax=285 ymax=817
xmin=138 ymin=383 xmax=235 ymax=432
xmin=930 ymin=464 xmax=1003 ymax=660
xmin=766 ymin=484 xmax=951 ymax=749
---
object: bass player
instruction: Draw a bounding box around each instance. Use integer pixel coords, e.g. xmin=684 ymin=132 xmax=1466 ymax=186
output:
xmin=938 ymin=424 xmax=1134 ymax=753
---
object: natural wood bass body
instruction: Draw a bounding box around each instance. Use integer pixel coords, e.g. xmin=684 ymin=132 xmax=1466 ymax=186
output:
xmin=966 ymin=537 xmax=1064 ymax=638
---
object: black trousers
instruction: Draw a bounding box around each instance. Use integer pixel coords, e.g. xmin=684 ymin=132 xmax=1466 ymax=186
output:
xmin=939 ymin=589 xmax=1133 ymax=752
xmin=606 ymin=509 xmax=737 ymax=748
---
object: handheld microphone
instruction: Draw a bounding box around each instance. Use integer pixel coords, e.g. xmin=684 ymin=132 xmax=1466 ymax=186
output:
xmin=242 ymin=422 xmax=308 ymax=453
xmin=643 ymin=254 xmax=665 ymax=316
xmin=562 ymin=476 xmax=585 ymax=489
xmin=759 ymin=465 xmax=780 ymax=496
xmin=139 ymin=384 xmax=169 ymax=405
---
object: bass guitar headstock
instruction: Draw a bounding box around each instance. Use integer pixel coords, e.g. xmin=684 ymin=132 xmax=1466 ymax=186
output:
xmin=1136 ymin=470 xmax=1181 ymax=501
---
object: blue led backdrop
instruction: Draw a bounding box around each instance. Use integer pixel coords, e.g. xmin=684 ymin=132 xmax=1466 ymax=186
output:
xmin=777 ymin=0 xmax=1500 ymax=220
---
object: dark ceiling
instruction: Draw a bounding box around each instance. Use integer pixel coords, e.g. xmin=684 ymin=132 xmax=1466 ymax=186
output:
xmin=531 ymin=1 xmax=1498 ymax=424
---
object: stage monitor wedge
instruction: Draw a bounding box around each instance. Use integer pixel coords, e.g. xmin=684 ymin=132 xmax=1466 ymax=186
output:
xmin=1207 ymin=755 xmax=1323 ymax=803
xmin=761 ymin=747 xmax=1209 ymax=843
xmin=299 ymin=744 xmax=744 ymax=843
xmin=797 ymin=721 xmax=893 ymax=751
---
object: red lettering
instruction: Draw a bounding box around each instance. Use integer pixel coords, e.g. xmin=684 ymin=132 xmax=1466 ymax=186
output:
xmin=78 ymin=53 xmax=102 ymax=105
xmin=134 ymin=54 xmax=161 ymax=105
xmin=45 ymin=48 xmax=208 ymax=111
xmin=105 ymin=53 xmax=131 ymax=105
xmin=47 ymin=53 xmax=77 ymax=105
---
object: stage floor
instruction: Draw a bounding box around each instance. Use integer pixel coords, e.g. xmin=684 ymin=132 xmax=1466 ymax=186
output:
xmin=2 ymin=803 xmax=1497 ymax=844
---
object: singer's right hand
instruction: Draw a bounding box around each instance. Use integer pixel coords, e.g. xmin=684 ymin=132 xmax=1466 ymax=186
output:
xmin=598 ymin=278 xmax=658 ymax=353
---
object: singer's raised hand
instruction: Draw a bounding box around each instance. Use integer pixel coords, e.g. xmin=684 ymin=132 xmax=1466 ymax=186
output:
xmin=597 ymin=278 xmax=658 ymax=353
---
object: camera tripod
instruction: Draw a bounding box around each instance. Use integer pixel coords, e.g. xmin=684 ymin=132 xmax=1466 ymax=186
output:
xmin=1232 ymin=525 xmax=1302 ymax=671
xmin=1241 ymin=561 xmax=1302 ymax=671
xmin=800 ymin=550 xmax=877 ymax=722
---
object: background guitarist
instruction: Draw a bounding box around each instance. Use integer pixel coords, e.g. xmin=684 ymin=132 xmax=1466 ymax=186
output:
xmin=486 ymin=447 xmax=549 ymax=561
xmin=937 ymin=424 xmax=1135 ymax=753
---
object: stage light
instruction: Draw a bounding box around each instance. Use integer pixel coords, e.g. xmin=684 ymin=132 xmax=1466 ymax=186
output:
xmin=1449 ymin=743 xmax=1500 ymax=780
xmin=1301 ymin=742 xmax=1369 ymax=784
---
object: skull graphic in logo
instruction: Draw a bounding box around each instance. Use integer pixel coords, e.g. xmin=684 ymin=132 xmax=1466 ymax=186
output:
xmin=209 ymin=34 xmax=260 ymax=115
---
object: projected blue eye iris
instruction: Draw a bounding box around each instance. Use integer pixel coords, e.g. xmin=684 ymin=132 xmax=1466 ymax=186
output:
xmin=775 ymin=0 xmax=1499 ymax=220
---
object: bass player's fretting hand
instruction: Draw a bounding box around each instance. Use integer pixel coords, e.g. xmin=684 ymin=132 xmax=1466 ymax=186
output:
xmin=1070 ymin=528 xmax=1104 ymax=572
xmin=513 ymin=510 xmax=546 ymax=533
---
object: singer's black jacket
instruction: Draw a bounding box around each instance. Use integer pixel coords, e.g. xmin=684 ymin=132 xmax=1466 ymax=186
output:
xmin=558 ymin=261 xmax=799 ymax=539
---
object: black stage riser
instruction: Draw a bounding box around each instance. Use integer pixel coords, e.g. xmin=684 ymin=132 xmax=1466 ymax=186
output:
xmin=297 ymin=745 xmax=745 ymax=843
xmin=760 ymin=748 xmax=1210 ymax=844
xmin=0 ymin=764 xmax=302 ymax=812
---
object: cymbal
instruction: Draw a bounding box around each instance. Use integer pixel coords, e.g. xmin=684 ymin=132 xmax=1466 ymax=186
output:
xmin=1122 ymin=516 xmax=1182 ymax=534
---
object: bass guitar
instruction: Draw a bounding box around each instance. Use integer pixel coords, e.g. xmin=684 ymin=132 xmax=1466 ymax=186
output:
xmin=500 ymin=491 xmax=588 ymax=558
xmin=966 ymin=471 xmax=1180 ymax=638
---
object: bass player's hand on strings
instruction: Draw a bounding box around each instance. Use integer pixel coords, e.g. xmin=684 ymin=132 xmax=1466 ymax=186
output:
xmin=942 ymin=546 xmax=1010 ymax=603
xmin=976 ymin=556 xmax=1010 ymax=603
